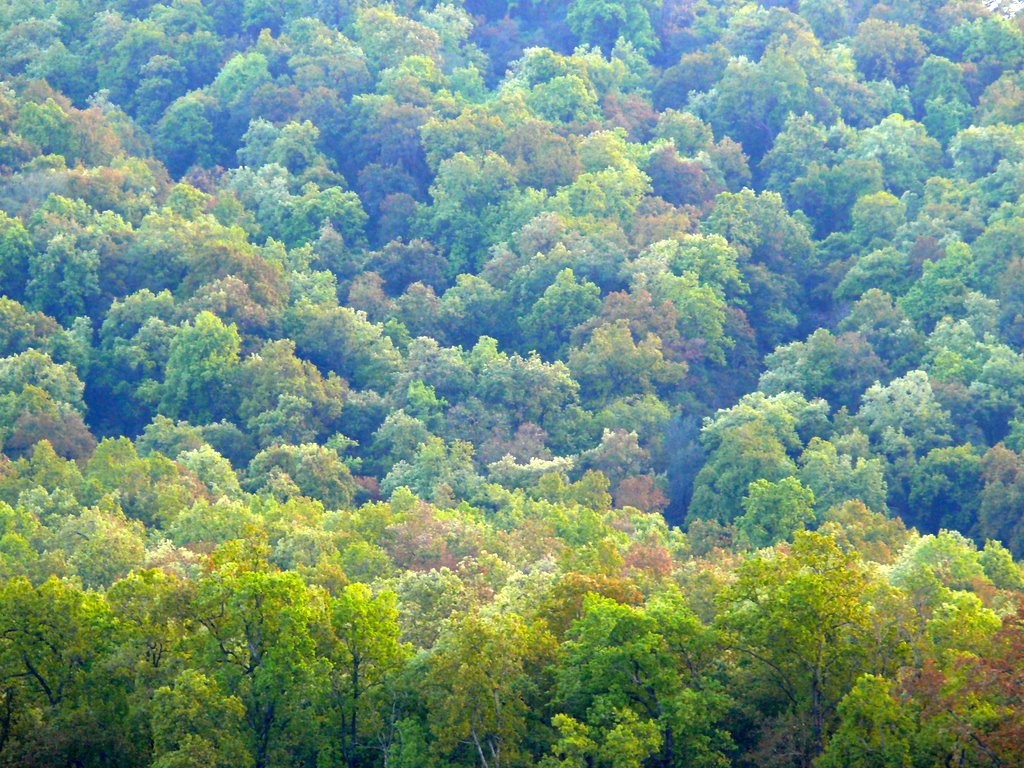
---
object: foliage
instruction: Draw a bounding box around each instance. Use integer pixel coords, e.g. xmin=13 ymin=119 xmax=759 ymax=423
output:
xmin=0 ymin=0 xmax=1023 ymax=766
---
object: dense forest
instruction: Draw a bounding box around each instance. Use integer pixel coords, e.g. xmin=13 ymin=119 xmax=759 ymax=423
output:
xmin=2 ymin=0 xmax=1024 ymax=765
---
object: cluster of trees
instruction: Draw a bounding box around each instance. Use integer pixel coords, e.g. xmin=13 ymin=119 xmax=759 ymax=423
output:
xmin=2 ymin=454 xmax=1024 ymax=768
xmin=3 ymin=0 xmax=1024 ymax=763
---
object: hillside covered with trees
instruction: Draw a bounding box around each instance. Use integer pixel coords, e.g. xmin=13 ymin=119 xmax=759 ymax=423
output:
xmin=2 ymin=0 xmax=1024 ymax=765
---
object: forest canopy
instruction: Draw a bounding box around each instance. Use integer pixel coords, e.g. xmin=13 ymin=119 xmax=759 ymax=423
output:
xmin=2 ymin=0 xmax=1024 ymax=765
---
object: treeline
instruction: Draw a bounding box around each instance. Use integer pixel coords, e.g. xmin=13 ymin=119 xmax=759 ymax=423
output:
xmin=2 ymin=0 xmax=1024 ymax=764
xmin=1 ymin=473 xmax=1023 ymax=767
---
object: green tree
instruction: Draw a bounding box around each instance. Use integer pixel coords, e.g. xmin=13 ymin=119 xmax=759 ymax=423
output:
xmin=857 ymin=371 xmax=953 ymax=457
xmin=194 ymin=546 xmax=327 ymax=768
xmin=705 ymin=48 xmax=815 ymax=160
xmin=688 ymin=419 xmax=798 ymax=525
xmin=247 ymin=443 xmax=357 ymax=509
xmin=426 ymin=611 xmax=555 ymax=768
xmin=816 ymin=675 xmax=914 ymax=768
xmin=288 ymin=303 xmax=402 ymax=392
xmin=568 ymin=320 xmax=687 ymax=407
xmin=59 ymin=501 xmax=147 ymax=588
xmin=719 ymin=532 xmax=876 ymax=763
xmin=688 ymin=391 xmax=829 ymax=523
xmin=759 ymin=329 xmax=887 ymax=411
xmin=908 ymin=445 xmax=982 ymax=534
xmin=851 ymin=19 xmax=925 ymax=84
xmin=554 ymin=591 xmax=733 ymax=768
xmin=151 ymin=670 xmax=252 ymax=768
xmin=798 ymin=437 xmax=889 ymax=515
xmin=0 ymin=212 xmax=33 ymax=301
xmin=0 ymin=576 xmax=128 ymax=765
xmin=522 ymin=268 xmax=602 ymax=359
xmin=735 ymin=476 xmax=816 ymax=549
xmin=155 ymin=92 xmax=222 ymax=176
xmin=567 ymin=0 xmax=658 ymax=54
xmin=381 ymin=437 xmax=482 ymax=506
xmin=845 ymin=115 xmax=942 ymax=195
xmin=325 ymin=583 xmax=412 ymax=768
xmin=427 ymin=152 xmax=519 ymax=275
xmin=702 ymin=189 xmax=816 ymax=351
xmin=160 ymin=311 xmax=242 ymax=423
xmin=25 ymin=234 xmax=100 ymax=323
xmin=237 ymin=339 xmax=346 ymax=447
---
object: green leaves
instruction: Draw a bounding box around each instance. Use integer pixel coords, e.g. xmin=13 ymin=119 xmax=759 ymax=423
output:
xmin=194 ymin=551 xmax=328 ymax=768
xmin=426 ymin=611 xmax=555 ymax=768
xmin=736 ymin=476 xmax=815 ymax=549
xmin=160 ymin=311 xmax=241 ymax=423
xmin=719 ymin=531 xmax=876 ymax=761
xmin=325 ymin=583 xmax=411 ymax=767
xmin=151 ymin=670 xmax=251 ymax=768
xmin=554 ymin=591 xmax=732 ymax=768
xmin=817 ymin=675 xmax=914 ymax=768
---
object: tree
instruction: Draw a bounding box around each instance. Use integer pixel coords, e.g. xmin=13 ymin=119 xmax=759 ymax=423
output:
xmin=718 ymin=532 xmax=876 ymax=764
xmin=521 ymin=268 xmax=601 ymax=359
xmin=92 ymin=289 xmax=180 ymax=434
xmin=850 ymin=192 xmax=908 ymax=253
xmin=0 ymin=296 xmax=59 ymax=360
xmin=857 ymin=371 xmax=953 ymax=457
xmin=759 ymin=329 xmax=887 ymax=412
xmin=567 ymin=0 xmax=658 ymax=54
xmin=0 ymin=350 xmax=93 ymax=460
xmin=845 ymin=115 xmax=942 ymax=195
xmin=904 ymin=607 xmax=1024 ymax=766
xmin=14 ymin=98 xmax=77 ymax=160
xmin=25 ymin=234 xmax=100 ymax=323
xmin=705 ymin=48 xmax=815 ymax=161
xmin=797 ymin=437 xmax=888 ymax=516
xmin=627 ymin=235 xmax=746 ymax=364
xmin=816 ymin=675 xmax=914 ymax=768
xmin=977 ymin=444 xmax=1024 ymax=556
xmin=554 ymin=591 xmax=733 ymax=768
xmin=282 ymin=186 xmax=368 ymax=250
xmin=0 ymin=349 xmax=85 ymax=411
xmin=427 ymin=152 xmax=519 ymax=275
xmin=702 ymin=189 xmax=816 ymax=351
xmin=105 ymin=567 xmax=195 ymax=675
xmin=735 ymin=476 xmax=816 ymax=549
xmin=689 ymin=390 xmax=830 ymax=522
xmin=58 ymin=500 xmax=147 ymax=588
xmin=0 ymin=576 xmax=129 ymax=766
xmin=236 ymin=339 xmax=346 ymax=447
xmin=789 ymin=159 xmax=884 ymax=238
xmin=353 ymin=6 xmax=441 ymax=75
xmin=838 ymin=289 xmax=924 ymax=372
xmin=527 ymin=75 xmax=601 ymax=125
xmin=325 ymin=583 xmax=411 ymax=768
xmin=85 ymin=436 xmax=201 ymax=526
xmin=688 ymin=419 xmax=798 ymax=525
xmin=950 ymin=16 xmax=1024 ymax=87
xmin=155 ymin=92 xmax=222 ymax=176
xmin=381 ymin=437 xmax=482 ymax=506
xmin=151 ymin=670 xmax=252 ymax=768
xmin=160 ymin=311 xmax=241 ymax=423
xmin=851 ymin=19 xmax=925 ymax=84
xmin=288 ymin=303 xmax=402 ymax=392
xmin=246 ymin=443 xmax=357 ymax=510
xmin=194 ymin=546 xmax=327 ymax=768
xmin=835 ymin=247 xmax=913 ymax=303
xmin=426 ymin=611 xmax=555 ymax=768
xmin=0 ymin=212 xmax=33 ymax=301
xmin=908 ymin=445 xmax=982 ymax=534
xmin=568 ymin=320 xmax=687 ymax=407
xmin=367 ymin=239 xmax=446 ymax=295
